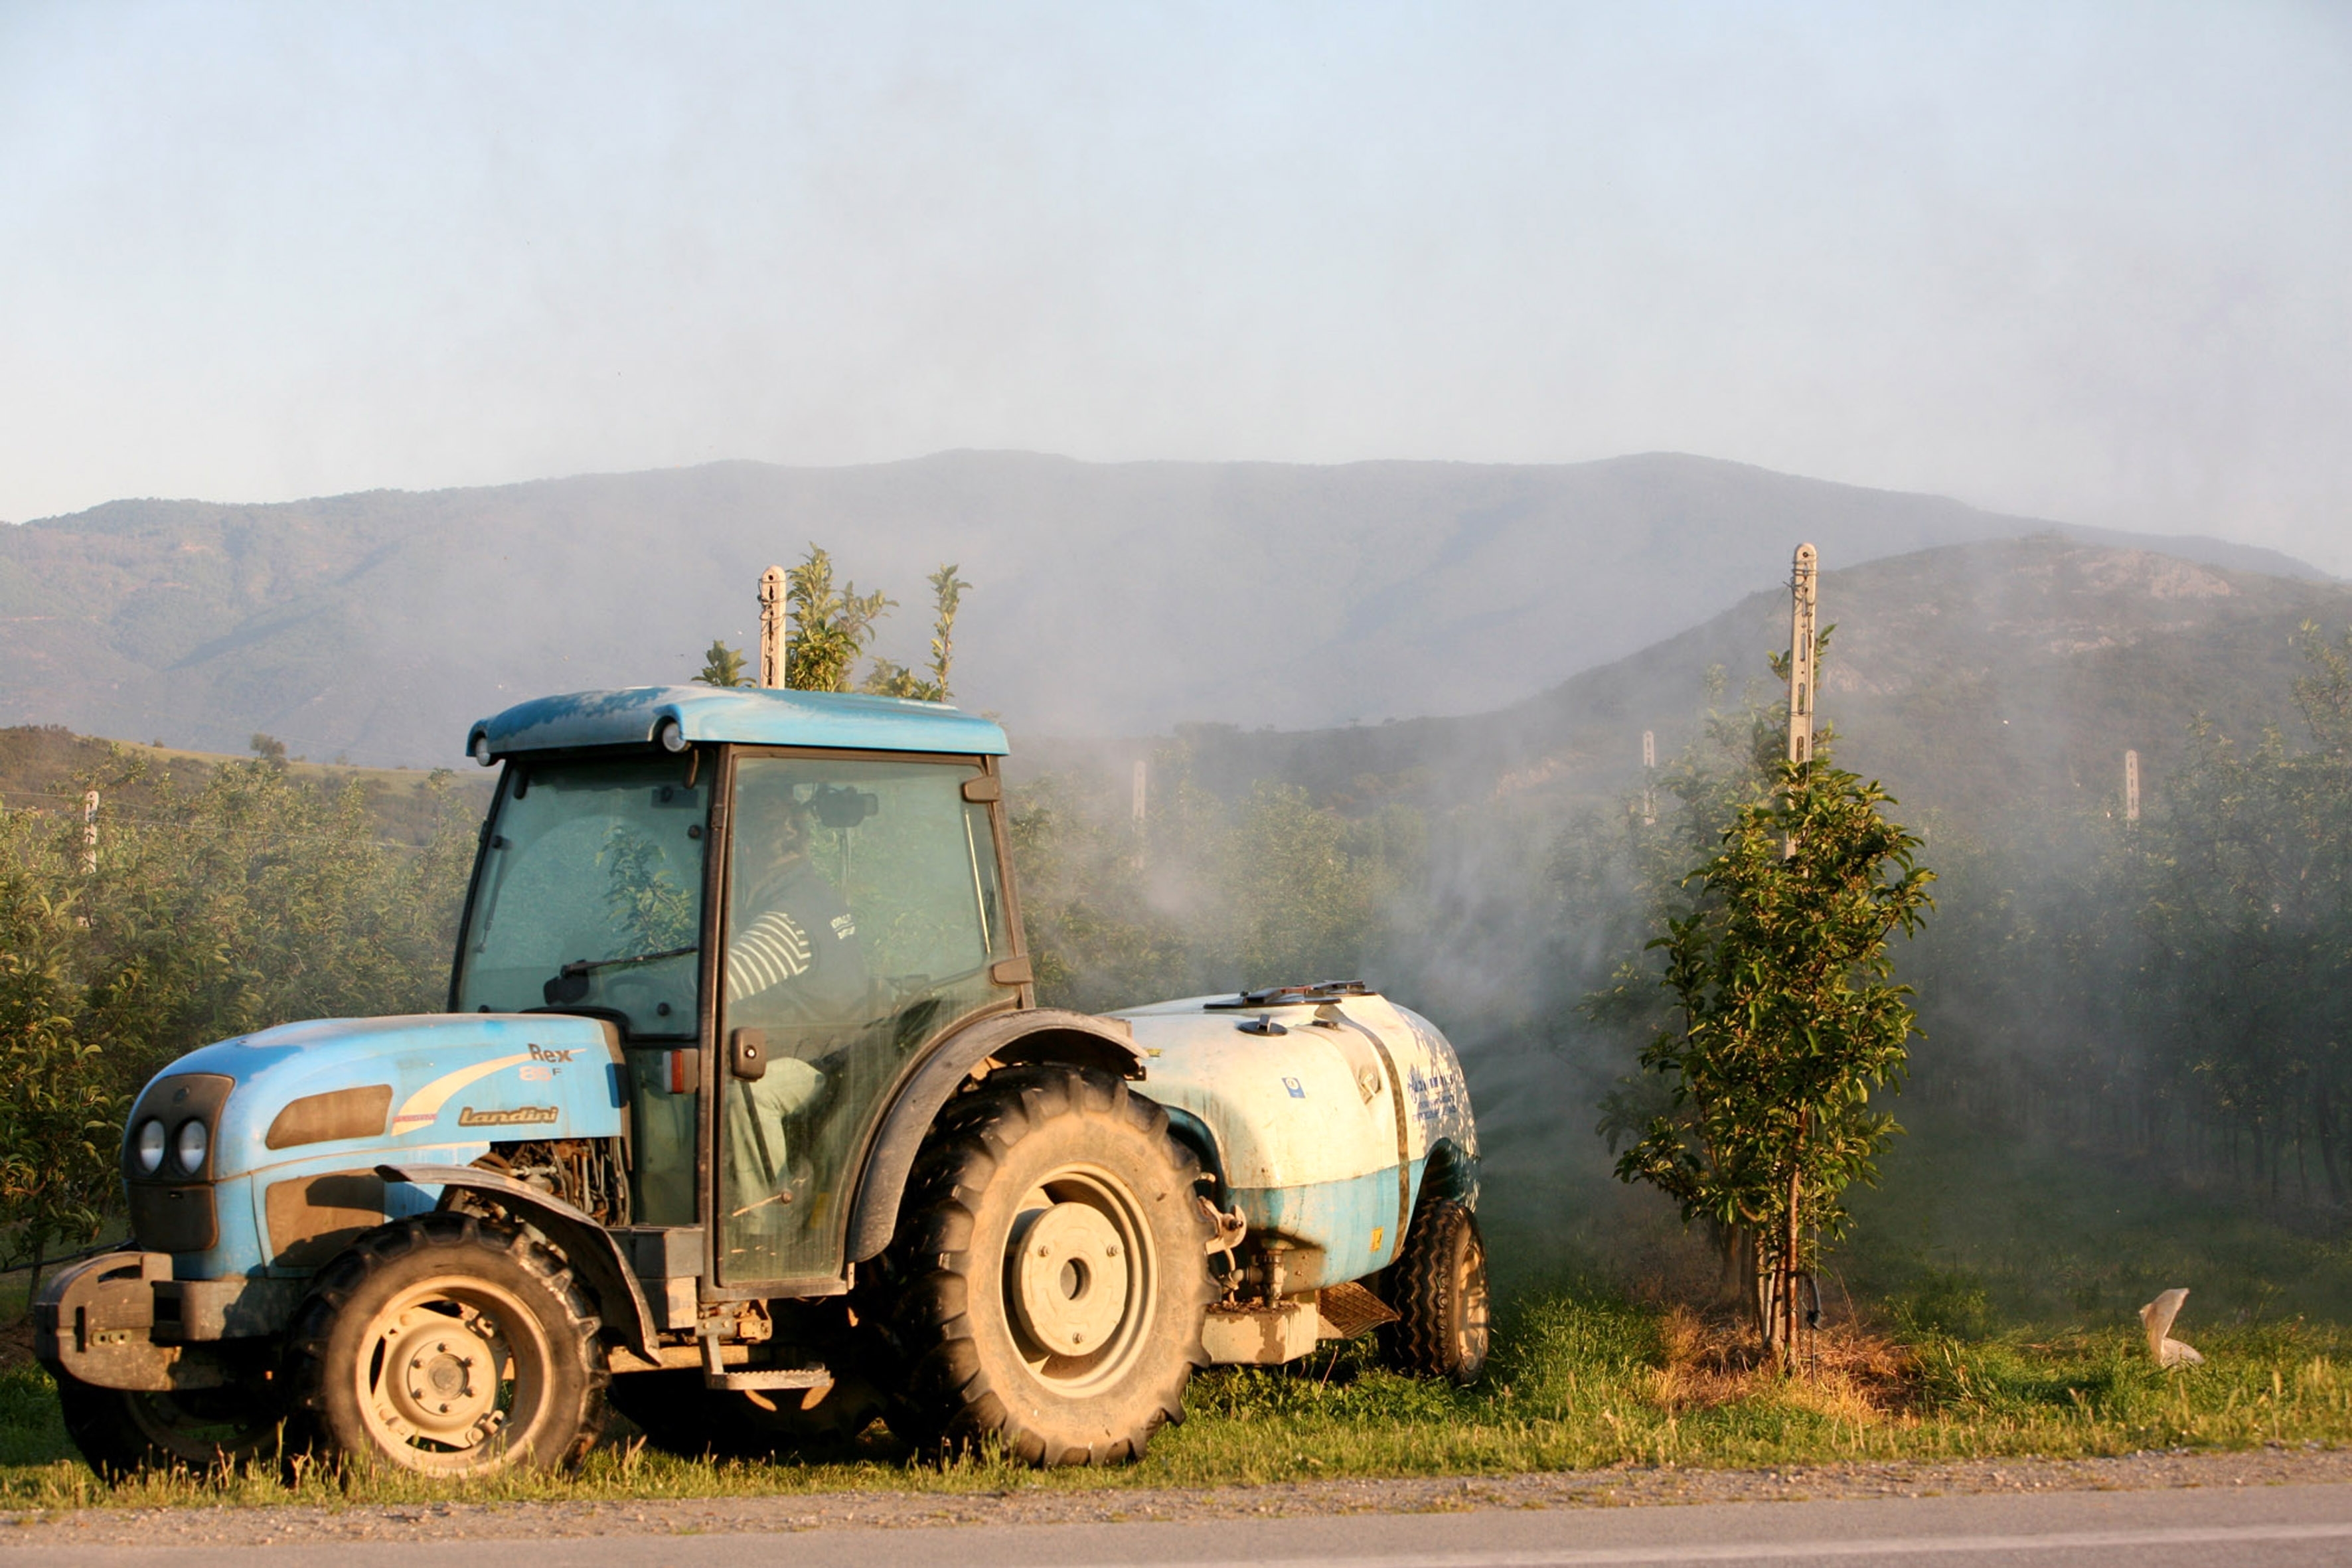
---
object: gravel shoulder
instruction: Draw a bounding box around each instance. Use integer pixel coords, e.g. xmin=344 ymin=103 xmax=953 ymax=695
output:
xmin=1 ymin=1446 xmax=2346 ymax=1550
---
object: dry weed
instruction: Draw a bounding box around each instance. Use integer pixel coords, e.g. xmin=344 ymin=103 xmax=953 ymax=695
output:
xmin=1645 ymin=1302 xmax=1918 ymax=1420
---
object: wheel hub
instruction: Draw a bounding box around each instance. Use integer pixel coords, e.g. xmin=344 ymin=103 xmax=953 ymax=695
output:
xmin=374 ymin=1306 xmax=508 ymax=1449
xmin=1010 ymin=1200 xmax=1131 ymax=1357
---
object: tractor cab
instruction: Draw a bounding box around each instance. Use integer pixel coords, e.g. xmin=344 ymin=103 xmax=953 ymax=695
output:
xmin=454 ymin=686 xmax=1030 ymax=1287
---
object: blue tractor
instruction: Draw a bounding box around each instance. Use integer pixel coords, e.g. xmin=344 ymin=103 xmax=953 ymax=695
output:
xmin=36 ymin=686 xmax=1485 ymax=1476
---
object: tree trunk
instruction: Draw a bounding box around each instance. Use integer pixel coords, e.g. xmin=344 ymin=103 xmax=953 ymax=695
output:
xmin=1737 ymin=1227 xmax=1767 ymax=1343
xmin=1780 ymin=1161 xmax=1802 ymax=1373
xmin=2315 ymin=1079 xmax=2346 ymax=1206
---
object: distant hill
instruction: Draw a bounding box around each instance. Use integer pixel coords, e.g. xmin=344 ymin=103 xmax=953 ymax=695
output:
xmin=1 ymin=451 xmax=2319 ymax=767
xmin=1065 ymin=536 xmax=2352 ymax=834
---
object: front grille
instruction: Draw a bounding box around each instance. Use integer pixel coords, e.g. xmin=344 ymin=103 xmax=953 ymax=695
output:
xmin=129 ymin=1184 xmax=218 ymax=1254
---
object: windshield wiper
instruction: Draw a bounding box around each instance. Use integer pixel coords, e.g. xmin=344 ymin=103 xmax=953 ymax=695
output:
xmin=544 ymin=945 xmax=699 ymax=1005
xmin=560 ymin=945 xmax=698 ymax=978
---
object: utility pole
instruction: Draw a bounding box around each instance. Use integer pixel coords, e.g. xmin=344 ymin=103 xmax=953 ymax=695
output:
xmin=1131 ymin=758 xmax=1148 ymax=871
xmin=81 ymin=789 xmax=99 ymax=875
xmin=758 ymin=565 xmax=786 ymax=688
xmin=1782 ymin=543 xmax=1819 ymax=864
xmin=1787 ymin=542 xmax=1818 ymax=767
xmin=2124 ymin=749 xmax=2140 ymax=823
xmin=1641 ymin=729 xmax=1656 ymax=826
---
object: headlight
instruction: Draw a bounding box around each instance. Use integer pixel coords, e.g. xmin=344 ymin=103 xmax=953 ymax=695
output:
xmin=133 ymin=1119 xmax=166 ymax=1174
xmin=472 ymin=733 xmax=495 ymax=766
xmin=173 ymin=1119 xmax=208 ymax=1174
xmin=657 ymin=716 xmax=688 ymax=753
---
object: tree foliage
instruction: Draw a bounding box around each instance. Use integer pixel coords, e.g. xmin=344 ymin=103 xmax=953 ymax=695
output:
xmin=865 ymin=564 xmax=971 ymax=702
xmin=2094 ymin=620 xmax=2352 ymax=1202
xmin=701 ymin=548 xmax=972 ymax=700
xmin=785 ymin=545 xmax=894 ymax=694
xmin=0 ymin=753 xmax=476 ymax=1269
xmin=695 ymin=640 xmax=751 ymax=688
xmin=0 ymin=879 xmax=121 ymax=1286
xmin=1616 ymin=755 xmax=1932 ymax=1360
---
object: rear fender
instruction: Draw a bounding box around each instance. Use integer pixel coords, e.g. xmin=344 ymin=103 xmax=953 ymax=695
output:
xmin=843 ymin=1009 xmax=1146 ymax=1263
xmin=1413 ymin=1138 xmax=1480 ymax=1216
xmin=374 ymin=1162 xmax=658 ymax=1360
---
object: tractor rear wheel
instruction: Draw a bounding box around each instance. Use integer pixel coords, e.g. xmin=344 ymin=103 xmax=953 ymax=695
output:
xmin=285 ymin=1214 xmax=607 ymax=1474
xmin=52 ymin=1368 xmax=283 ymax=1479
xmin=876 ymin=1063 xmax=1214 ymax=1466
xmin=1379 ymin=1197 xmax=1489 ymax=1385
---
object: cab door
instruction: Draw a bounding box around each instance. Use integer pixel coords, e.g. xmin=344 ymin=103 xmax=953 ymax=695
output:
xmin=708 ymin=750 xmax=1021 ymax=1290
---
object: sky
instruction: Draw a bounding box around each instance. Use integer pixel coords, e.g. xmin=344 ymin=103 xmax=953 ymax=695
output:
xmin=3 ymin=2 xmax=2348 ymax=572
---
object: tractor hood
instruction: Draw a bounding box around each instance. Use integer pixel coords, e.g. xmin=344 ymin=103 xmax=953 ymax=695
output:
xmin=127 ymin=1014 xmax=627 ymax=1188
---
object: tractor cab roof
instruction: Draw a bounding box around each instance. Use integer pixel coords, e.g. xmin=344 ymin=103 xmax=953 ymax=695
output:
xmin=468 ymin=685 xmax=1009 ymax=763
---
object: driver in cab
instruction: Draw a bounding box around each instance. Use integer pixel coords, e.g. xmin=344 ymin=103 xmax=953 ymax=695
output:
xmin=728 ymin=785 xmax=868 ymax=1024
xmin=722 ymin=782 xmax=872 ymax=1220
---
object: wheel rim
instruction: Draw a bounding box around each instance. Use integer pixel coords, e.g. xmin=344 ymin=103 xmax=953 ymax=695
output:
xmin=1455 ymin=1231 xmax=1491 ymax=1370
xmin=1000 ymin=1162 xmax=1158 ymax=1395
xmin=352 ymin=1277 xmax=551 ymax=1472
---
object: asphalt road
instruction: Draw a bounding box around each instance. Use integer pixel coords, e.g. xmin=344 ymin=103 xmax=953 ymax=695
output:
xmin=11 ymin=1482 xmax=2351 ymax=1568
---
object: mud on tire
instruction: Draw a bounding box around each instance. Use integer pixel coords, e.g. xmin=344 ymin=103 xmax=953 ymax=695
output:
xmin=284 ymin=1213 xmax=608 ymax=1474
xmin=1379 ymin=1196 xmax=1489 ymax=1385
xmin=874 ymin=1063 xmax=1214 ymax=1466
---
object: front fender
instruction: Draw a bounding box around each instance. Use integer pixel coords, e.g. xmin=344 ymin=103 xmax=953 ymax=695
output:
xmin=375 ymin=1163 xmax=658 ymax=1360
xmin=842 ymin=1008 xmax=1144 ymax=1264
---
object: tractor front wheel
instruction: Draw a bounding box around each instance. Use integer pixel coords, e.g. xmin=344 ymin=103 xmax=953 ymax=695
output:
xmin=876 ymin=1063 xmax=1213 ymax=1466
xmin=285 ymin=1214 xmax=607 ymax=1475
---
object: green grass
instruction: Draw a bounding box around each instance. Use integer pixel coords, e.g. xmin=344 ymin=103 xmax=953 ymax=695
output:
xmin=3 ymin=1286 xmax=2348 ymax=1514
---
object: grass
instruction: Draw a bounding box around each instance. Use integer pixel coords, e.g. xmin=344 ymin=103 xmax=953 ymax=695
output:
xmin=1 ymin=1283 xmax=2347 ymax=1514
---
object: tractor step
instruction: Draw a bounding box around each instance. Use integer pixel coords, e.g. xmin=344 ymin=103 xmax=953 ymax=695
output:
xmin=704 ymin=1366 xmax=834 ymax=1391
xmin=698 ymin=1333 xmax=832 ymax=1391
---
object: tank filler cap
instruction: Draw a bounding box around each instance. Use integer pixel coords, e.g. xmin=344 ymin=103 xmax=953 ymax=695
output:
xmin=1208 ymin=980 xmax=1375 ymax=1011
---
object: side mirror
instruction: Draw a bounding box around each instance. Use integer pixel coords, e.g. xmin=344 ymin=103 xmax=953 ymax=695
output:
xmin=543 ymin=971 xmax=590 ymax=1005
xmin=809 ymin=787 xmax=880 ymax=830
xmin=729 ymin=1027 xmax=768 ymax=1081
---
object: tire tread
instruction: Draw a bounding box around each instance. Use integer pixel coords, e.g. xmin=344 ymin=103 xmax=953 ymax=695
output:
xmin=874 ymin=1064 xmax=1213 ymax=1465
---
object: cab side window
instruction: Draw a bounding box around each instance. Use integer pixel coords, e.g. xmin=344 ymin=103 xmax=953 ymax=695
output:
xmin=716 ymin=757 xmax=1014 ymax=1282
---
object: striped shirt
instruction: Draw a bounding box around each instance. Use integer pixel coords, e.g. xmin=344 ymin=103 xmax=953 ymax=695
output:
xmin=728 ymin=909 xmax=815 ymax=1003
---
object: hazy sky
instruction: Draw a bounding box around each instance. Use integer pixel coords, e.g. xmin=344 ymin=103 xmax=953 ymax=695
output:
xmin=4 ymin=2 xmax=2347 ymax=571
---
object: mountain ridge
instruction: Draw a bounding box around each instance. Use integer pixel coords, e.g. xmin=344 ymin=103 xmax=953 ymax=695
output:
xmin=1081 ymin=534 xmax=2352 ymax=836
xmin=1 ymin=451 xmax=2328 ymax=766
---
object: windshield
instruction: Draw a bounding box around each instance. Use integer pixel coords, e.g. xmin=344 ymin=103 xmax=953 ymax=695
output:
xmin=453 ymin=755 xmax=708 ymax=1038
